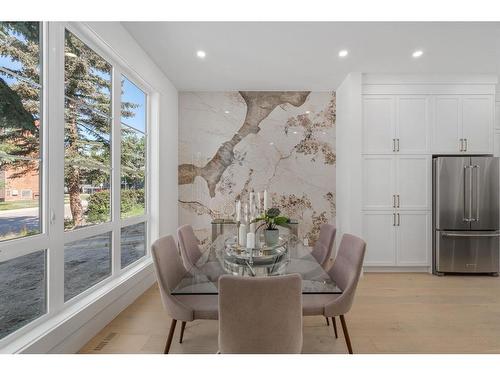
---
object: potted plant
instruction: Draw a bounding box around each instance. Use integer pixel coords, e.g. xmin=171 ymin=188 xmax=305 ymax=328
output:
xmin=252 ymin=207 xmax=290 ymax=246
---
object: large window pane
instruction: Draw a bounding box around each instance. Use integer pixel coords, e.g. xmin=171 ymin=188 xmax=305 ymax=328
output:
xmin=64 ymin=232 xmax=112 ymax=301
xmin=64 ymin=30 xmax=112 ymax=231
xmin=121 ymin=222 xmax=146 ymax=268
xmin=0 ymin=250 xmax=46 ymax=340
xmin=0 ymin=22 xmax=42 ymax=243
xmin=0 ymin=159 xmax=40 ymax=241
xmin=120 ymin=76 xmax=146 ymax=219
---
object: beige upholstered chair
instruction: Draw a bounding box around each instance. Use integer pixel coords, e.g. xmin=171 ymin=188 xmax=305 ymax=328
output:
xmin=311 ymin=223 xmax=336 ymax=269
xmin=303 ymin=233 xmax=366 ymax=354
xmin=177 ymin=224 xmax=203 ymax=270
xmin=151 ymin=235 xmax=218 ymax=353
xmin=218 ymin=274 xmax=303 ymax=354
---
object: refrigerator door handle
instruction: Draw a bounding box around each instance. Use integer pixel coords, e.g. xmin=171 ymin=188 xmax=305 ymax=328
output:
xmin=463 ymin=165 xmax=473 ymax=222
xmin=473 ymin=164 xmax=480 ymax=222
xmin=441 ymin=232 xmax=500 ymax=238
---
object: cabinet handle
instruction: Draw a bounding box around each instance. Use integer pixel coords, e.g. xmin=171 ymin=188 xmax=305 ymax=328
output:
xmin=459 ymin=139 xmax=463 ymax=152
xmin=464 ymin=138 xmax=468 ymax=152
xmin=396 ymin=138 xmax=400 ymax=152
xmin=392 ymin=194 xmax=396 ymax=208
xmin=393 ymin=213 xmax=396 ymax=226
xmin=392 ymin=138 xmax=396 ymax=152
xmin=397 ymin=194 xmax=400 ymax=208
xmin=397 ymin=213 xmax=400 ymax=226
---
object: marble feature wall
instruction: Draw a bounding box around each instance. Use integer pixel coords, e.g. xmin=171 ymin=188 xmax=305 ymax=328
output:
xmin=178 ymin=91 xmax=336 ymax=245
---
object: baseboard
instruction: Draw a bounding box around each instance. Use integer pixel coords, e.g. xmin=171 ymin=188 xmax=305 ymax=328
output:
xmin=364 ymin=266 xmax=432 ymax=273
xmin=2 ymin=260 xmax=156 ymax=354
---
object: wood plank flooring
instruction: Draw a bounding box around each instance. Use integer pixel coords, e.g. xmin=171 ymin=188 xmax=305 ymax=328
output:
xmin=78 ymin=273 xmax=500 ymax=354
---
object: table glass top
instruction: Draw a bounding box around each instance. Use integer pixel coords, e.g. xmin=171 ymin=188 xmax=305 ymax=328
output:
xmin=171 ymin=229 xmax=341 ymax=295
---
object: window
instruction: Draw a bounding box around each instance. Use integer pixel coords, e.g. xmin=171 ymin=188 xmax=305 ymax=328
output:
xmin=0 ymin=250 xmax=47 ymax=340
xmin=121 ymin=222 xmax=146 ymax=268
xmin=120 ymin=76 xmax=146 ymax=219
xmin=0 ymin=23 xmax=152 ymax=344
xmin=64 ymin=232 xmax=111 ymax=301
xmin=64 ymin=30 xmax=112 ymax=231
xmin=0 ymin=21 xmax=42 ymax=242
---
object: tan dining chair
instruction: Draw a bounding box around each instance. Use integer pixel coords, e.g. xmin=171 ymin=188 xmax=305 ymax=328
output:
xmin=302 ymin=233 xmax=366 ymax=354
xmin=311 ymin=223 xmax=336 ymax=269
xmin=177 ymin=224 xmax=203 ymax=270
xmin=218 ymin=274 xmax=303 ymax=354
xmin=151 ymin=235 xmax=218 ymax=354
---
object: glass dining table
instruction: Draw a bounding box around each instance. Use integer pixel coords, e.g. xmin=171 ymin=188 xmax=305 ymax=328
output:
xmin=171 ymin=228 xmax=342 ymax=295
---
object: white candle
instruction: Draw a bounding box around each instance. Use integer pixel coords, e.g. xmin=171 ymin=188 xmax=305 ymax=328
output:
xmin=264 ymin=190 xmax=269 ymax=211
xmin=239 ymin=224 xmax=247 ymax=247
xmin=235 ymin=200 xmax=241 ymax=222
xmin=244 ymin=203 xmax=248 ymax=220
xmin=246 ymin=232 xmax=255 ymax=249
xmin=249 ymin=221 xmax=256 ymax=233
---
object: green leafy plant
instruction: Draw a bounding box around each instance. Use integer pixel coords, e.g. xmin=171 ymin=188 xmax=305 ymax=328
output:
xmin=251 ymin=207 xmax=290 ymax=231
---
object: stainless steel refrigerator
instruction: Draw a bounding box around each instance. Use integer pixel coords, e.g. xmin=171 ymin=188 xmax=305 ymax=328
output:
xmin=433 ymin=156 xmax=500 ymax=275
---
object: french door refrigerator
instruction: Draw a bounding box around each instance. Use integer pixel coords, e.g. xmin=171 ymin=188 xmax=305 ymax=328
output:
xmin=433 ymin=156 xmax=499 ymax=275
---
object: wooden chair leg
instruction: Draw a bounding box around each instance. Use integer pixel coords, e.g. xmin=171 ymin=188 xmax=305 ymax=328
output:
xmin=325 ymin=317 xmax=330 ymax=326
xmin=164 ymin=319 xmax=177 ymax=354
xmin=339 ymin=315 xmax=353 ymax=354
xmin=332 ymin=317 xmax=338 ymax=339
xmin=179 ymin=321 xmax=187 ymax=343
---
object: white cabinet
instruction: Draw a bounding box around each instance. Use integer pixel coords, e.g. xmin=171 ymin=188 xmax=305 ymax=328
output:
xmin=396 ymin=211 xmax=431 ymax=266
xmin=363 ymin=95 xmax=430 ymax=154
xmin=432 ymin=95 xmax=494 ymax=154
xmin=495 ymin=101 xmax=500 ymax=130
xmin=363 ymin=211 xmax=430 ymax=266
xmin=363 ymin=96 xmax=395 ymax=154
xmin=363 ymin=155 xmax=431 ymax=211
xmin=462 ymin=95 xmax=494 ymax=153
xmin=397 ymin=96 xmax=430 ymax=154
xmin=432 ymin=96 xmax=461 ymax=153
xmin=494 ymin=132 xmax=500 ymax=157
xmin=362 ymin=212 xmax=396 ymax=265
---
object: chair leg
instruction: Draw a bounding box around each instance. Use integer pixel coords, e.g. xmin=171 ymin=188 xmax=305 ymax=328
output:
xmin=325 ymin=317 xmax=330 ymax=326
xmin=332 ymin=317 xmax=338 ymax=339
xmin=339 ymin=315 xmax=353 ymax=354
xmin=179 ymin=321 xmax=187 ymax=343
xmin=164 ymin=319 xmax=177 ymax=354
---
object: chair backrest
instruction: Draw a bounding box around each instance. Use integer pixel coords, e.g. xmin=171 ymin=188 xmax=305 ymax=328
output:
xmin=177 ymin=224 xmax=203 ymax=269
xmin=327 ymin=233 xmax=366 ymax=316
xmin=151 ymin=235 xmax=193 ymax=322
xmin=311 ymin=223 xmax=336 ymax=266
xmin=218 ymin=274 xmax=303 ymax=354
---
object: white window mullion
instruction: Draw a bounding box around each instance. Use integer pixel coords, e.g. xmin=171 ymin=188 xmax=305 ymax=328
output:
xmin=46 ymin=22 xmax=66 ymax=315
xmin=112 ymin=68 xmax=122 ymax=275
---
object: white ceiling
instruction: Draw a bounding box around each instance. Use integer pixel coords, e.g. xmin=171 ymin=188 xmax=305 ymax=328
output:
xmin=122 ymin=22 xmax=500 ymax=91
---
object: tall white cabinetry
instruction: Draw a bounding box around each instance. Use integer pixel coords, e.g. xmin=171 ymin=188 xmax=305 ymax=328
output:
xmin=336 ymin=74 xmax=497 ymax=271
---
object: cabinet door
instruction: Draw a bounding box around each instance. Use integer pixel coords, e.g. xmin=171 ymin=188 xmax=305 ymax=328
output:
xmin=362 ymin=155 xmax=396 ymax=210
xmin=396 ymin=155 xmax=431 ymax=210
xmin=363 ymin=212 xmax=397 ymax=266
xmin=396 ymin=211 xmax=431 ymax=266
xmin=495 ymin=101 xmax=500 ymax=131
xmin=363 ymin=96 xmax=395 ymax=154
xmin=494 ymin=132 xmax=500 ymax=157
xmin=397 ymin=96 xmax=430 ymax=153
xmin=462 ymin=95 xmax=493 ymax=154
xmin=432 ymin=96 xmax=461 ymax=153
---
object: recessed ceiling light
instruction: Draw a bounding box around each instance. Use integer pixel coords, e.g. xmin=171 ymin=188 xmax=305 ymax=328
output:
xmin=293 ymin=131 xmax=298 ymax=134
xmin=269 ymin=142 xmax=274 ymax=146
xmin=196 ymin=50 xmax=206 ymax=59
xmin=338 ymin=50 xmax=348 ymax=58
xmin=305 ymin=110 xmax=311 ymax=114
xmin=224 ymin=110 xmax=230 ymax=114
xmin=412 ymin=50 xmax=423 ymax=58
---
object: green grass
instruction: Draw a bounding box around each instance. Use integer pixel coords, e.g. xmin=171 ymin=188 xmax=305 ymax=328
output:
xmin=121 ymin=205 xmax=145 ymax=219
xmin=0 ymin=200 xmax=39 ymax=211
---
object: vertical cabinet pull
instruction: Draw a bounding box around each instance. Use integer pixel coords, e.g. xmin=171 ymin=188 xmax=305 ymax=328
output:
xmin=393 ymin=213 xmax=396 ymax=226
xmin=396 ymin=138 xmax=400 ymax=152
xmin=392 ymin=138 xmax=396 ymax=152
xmin=396 ymin=194 xmax=400 ymax=208
xmin=397 ymin=213 xmax=400 ymax=226
xmin=392 ymin=194 xmax=396 ymax=208
xmin=464 ymin=138 xmax=468 ymax=152
xmin=459 ymin=139 xmax=463 ymax=152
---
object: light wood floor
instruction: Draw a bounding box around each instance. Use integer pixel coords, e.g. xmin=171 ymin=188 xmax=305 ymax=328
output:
xmin=78 ymin=273 xmax=500 ymax=354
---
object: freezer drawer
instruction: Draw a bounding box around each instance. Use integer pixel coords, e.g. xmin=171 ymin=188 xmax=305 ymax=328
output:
xmin=435 ymin=230 xmax=500 ymax=273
